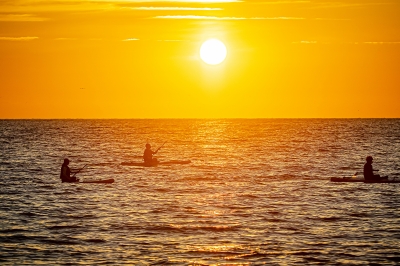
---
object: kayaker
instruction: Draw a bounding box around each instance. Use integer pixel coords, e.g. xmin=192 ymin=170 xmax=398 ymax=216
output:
xmin=60 ymin=158 xmax=79 ymax=183
xmin=143 ymin=143 xmax=159 ymax=164
xmin=363 ymin=156 xmax=386 ymax=182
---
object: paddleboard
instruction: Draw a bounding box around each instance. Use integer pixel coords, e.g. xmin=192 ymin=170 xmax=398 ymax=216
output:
xmin=330 ymin=177 xmax=400 ymax=183
xmin=80 ymin=178 xmax=114 ymax=184
xmin=121 ymin=160 xmax=191 ymax=167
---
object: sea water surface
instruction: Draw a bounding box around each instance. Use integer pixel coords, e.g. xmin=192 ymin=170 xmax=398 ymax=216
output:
xmin=0 ymin=119 xmax=400 ymax=265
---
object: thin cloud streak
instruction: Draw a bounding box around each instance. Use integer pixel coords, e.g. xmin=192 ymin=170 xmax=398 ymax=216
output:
xmin=0 ymin=14 xmax=49 ymax=21
xmin=293 ymin=40 xmax=317 ymax=44
xmin=364 ymin=42 xmax=400 ymax=44
xmin=122 ymin=38 xmax=140 ymax=41
xmin=0 ymin=36 xmax=39 ymax=41
xmin=0 ymin=0 xmax=236 ymax=13
xmin=154 ymin=15 xmax=304 ymax=19
xmin=130 ymin=7 xmax=222 ymax=10
xmin=2 ymin=0 xmax=392 ymax=14
xmin=305 ymin=2 xmax=395 ymax=9
xmin=258 ymin=1 xmax=311 ymax=4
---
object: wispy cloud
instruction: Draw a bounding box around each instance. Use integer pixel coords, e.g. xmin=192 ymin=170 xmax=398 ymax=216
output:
xmin=293 ymin=40 xmax=317 ymax=44
xmin=258 ymin=1 xmax=311 ymax=4
xmin=305 ymin=2 xmax=395 ymax=9
xmin=0 ymin=0 xmax=236 ymax=13
xmin=0 ymin=14 xmax=49 ymax=21
xmin=0 ymin=36 xmax=39 ymax=41
xmin=364 ymin=42 xmax=400 ymax=44
xmin=154 ymin=15 xmax=304 ymax=19
xmin=129 ymin=6 xmax=222 ymax=10
xmin=155 ymin=15 xmax=243 ymax=19
xmin=122 ymin=38 xmax=140 ymax=41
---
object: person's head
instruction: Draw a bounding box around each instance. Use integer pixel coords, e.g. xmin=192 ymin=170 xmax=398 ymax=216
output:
xmin=64 ymin=158 xmax=70 ymax=165
xmin=146 ymin=143 xmax=151 ymax=149
xmin=366 ymin=156 xmax=373 ymax=163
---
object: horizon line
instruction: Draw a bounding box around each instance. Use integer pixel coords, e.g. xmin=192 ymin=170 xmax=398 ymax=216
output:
xmin=1 ymin=117 xmax=399 ymax=120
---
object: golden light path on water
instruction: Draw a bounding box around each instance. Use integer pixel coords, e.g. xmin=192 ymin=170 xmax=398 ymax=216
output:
xmin=0 ymin=119 xmax=400 ymax=264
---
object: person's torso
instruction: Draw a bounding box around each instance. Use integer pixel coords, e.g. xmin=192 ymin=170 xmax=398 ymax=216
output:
xmin=143 ymin=149 xmax=153 ymax=162
xmin=363 ymin=163 xmax=373 ymax=178
xmin=60 ymin=165 xmax=70 ymax=179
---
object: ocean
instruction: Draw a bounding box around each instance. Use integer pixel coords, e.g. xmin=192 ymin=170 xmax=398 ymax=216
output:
xmin=1 ymin=119 xmax=400 ymax=265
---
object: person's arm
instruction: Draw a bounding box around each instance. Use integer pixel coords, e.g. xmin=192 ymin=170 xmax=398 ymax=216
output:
xmin=153 ymin=144 xmax=164 ymax=154
xmin=371 ymin=165 xmax=379 ymax=172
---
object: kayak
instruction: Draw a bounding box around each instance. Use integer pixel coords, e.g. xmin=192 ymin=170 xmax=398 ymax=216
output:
xmin=121 ymin=160 xmax=191 ymax=167
xmin=330 ymin=177 xmax=399 ymax=183
xmin=80 ymin=178 xmax=114 ymax=184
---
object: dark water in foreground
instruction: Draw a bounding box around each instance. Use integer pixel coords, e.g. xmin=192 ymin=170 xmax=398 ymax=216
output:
xmin=1 ymin=119 xmax=400 ymax=265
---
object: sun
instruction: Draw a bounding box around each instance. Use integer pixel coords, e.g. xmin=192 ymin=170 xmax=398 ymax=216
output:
xmin=200 ymin=39 xmax=227 ymax=65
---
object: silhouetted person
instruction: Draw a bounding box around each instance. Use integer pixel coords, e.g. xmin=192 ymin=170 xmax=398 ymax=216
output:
xmin=60 ymin=158 xmax=79 ymax=183
xmin=363 ymin=156 xmax=385 ymax=182
xmin=143 ymin=143 xmax=159 ymax=164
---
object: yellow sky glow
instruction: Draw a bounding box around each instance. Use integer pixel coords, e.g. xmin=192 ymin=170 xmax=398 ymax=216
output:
xmin=0 ymin=0 xmax=399 ymax=118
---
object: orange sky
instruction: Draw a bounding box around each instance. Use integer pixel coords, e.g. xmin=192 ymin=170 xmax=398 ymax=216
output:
xmin=0 ymin=0 xmax=399 ymax=118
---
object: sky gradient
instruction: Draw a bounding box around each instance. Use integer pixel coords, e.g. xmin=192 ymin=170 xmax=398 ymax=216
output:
xmin=1 ymin=0 xmax=399 ymax=118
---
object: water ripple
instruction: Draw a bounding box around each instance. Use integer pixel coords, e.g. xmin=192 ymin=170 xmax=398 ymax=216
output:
xmin=1 ymin=119 xmax=400 ymax=265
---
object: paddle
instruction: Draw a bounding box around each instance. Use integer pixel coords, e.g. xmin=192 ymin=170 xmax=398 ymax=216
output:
xmin=155 ymin=142 xmax=166 ymax=153
xmin=72 ymin=164 xmax=87 ymax=178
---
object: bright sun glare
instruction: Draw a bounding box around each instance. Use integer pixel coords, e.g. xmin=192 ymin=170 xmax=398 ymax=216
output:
xmin=200 ymin=39 xmax=227 ymax=65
